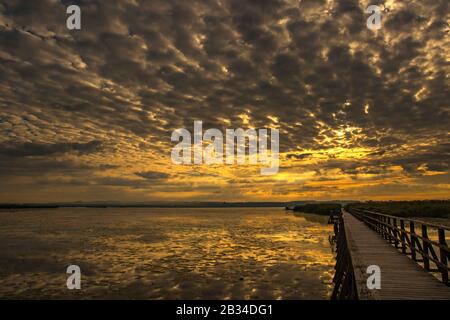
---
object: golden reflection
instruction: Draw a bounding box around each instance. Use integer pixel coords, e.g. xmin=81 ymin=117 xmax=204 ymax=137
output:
xmin=0 ymin=207 xmax=335 ymax=299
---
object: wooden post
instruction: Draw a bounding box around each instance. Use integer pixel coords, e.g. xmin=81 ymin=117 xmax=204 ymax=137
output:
xmin=410 ymin=221 xmax=417 ymax=261
xmin=400 ymin=220 xmax=406 ymax=254
xmin=438 ymin=229 xmax=448 ymax=285
xmin=387 ymin=217 xmax=392 ymax=243
xmin=421 ymin=224 xmax=430 ymax=270
xmin=380 ymin=215 xmax=384 ymax=235
xmin=384 ymin=217 xmax=391 ymax=239
xmin=393 ymin=218 xmax=399 ymax=248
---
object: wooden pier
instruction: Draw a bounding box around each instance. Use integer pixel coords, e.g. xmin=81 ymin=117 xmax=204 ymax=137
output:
xmin=332 ymin=209 xmax=450 ymax=300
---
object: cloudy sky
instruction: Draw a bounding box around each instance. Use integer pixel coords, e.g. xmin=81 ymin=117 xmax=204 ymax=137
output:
xmin=0 ymin=0 xmax=449 ymax=203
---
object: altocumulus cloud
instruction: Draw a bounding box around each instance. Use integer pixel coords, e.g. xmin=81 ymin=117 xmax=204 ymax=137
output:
xmin=0 ymin=0 xmax=448 ymax=201
xmin=0 ymin=140 xmax=103 ymax=157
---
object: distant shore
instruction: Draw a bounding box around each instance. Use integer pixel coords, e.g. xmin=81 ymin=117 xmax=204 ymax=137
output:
xmin=3 ymin=200 xmax=449 ymax=219
xmin=0 ymin=201 xmax=304 ymax=210
xmin=0 ymin=200 xmax=357 ymax=210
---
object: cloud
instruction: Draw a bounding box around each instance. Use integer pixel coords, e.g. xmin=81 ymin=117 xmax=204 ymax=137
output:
xmin=135 ymin=171 xmax=170 ymax=181
xmin=287 ymin=153 xmax=313 ymax=160
xmin=0 ymin=0 xmax=448 ymax=201
xmin=0 ymin=140 xmax=103 ymax=157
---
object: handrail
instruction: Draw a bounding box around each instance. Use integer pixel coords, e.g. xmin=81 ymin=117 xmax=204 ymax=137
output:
xmin=357 ymin=213 xmax=450 ymax=252
xmin=354 ymin=213 xmax=450 ymax=271
xmin=354 ymin=209 xmax=450 ymax=231
xmin=348 ymin=207 xmax=450 ymax=286
xmin=331 ymin=215 xmax=358 ymax=299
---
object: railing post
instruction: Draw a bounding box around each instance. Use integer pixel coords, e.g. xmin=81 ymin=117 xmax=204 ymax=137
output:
xmin=393 ymin=218 xmax=399 ymax=248
xmin=385 ymin=216 xmax=389 ymax=241
xmin=379 ymin=215 xmax=383 ymax=234
xmin=387 ymin=217 xmax=393 ymax=244
xmin=421 ymin=224 xmax=430 ymax=270
xmin=387 ymin=217 xmax=391 ymax=243
xmin=400 ymin=220 xmax=406 ymax=254
xmin=438 ymin=228 xmax=449 ymax=285
xmin=410 ymin=221 xmax=417 ymax=261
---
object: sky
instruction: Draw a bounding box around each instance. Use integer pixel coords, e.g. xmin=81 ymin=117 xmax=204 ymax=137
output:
xmin=0 ymin=0 xmax=449 ymax=203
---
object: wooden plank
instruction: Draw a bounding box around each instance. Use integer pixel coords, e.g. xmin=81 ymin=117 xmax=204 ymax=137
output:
xmin=342 ymin=211 xmax=450 ymax=300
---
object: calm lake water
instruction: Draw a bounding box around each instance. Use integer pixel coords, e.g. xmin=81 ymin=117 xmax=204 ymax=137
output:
xmin=0 ymin=207 xmax=334 ymax=299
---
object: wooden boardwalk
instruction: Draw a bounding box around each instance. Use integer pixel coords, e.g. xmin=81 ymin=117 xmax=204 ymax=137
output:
xmin=342 ymin=211 xmax=450 ymax=300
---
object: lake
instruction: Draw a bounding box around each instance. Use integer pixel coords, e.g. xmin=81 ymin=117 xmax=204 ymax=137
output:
xmin=0 ymin=207 xmax=334 ymax=299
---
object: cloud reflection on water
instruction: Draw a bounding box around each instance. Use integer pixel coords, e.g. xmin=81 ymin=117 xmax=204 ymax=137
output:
xmin=0 ymin=207 xmax=334 ymax=299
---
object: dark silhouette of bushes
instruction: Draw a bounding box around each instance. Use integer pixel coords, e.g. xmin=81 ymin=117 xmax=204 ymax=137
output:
xmin=345 ymin=200 xmax=450 ymax=218
xmin=293 ymin=203 xmax=341 ymax=215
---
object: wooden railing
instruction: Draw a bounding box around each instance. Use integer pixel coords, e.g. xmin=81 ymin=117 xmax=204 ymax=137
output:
xmin=348 ymin=208 xmax=450 ymax=286
xmin=331 ymin=215 xmax=358 ymax=299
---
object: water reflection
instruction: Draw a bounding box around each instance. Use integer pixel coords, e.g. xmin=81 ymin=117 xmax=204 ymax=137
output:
xmin=293 ymin=212 xmax=330 ymax=225
xmin=0 ymin=208 xmax=334 ymax=299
